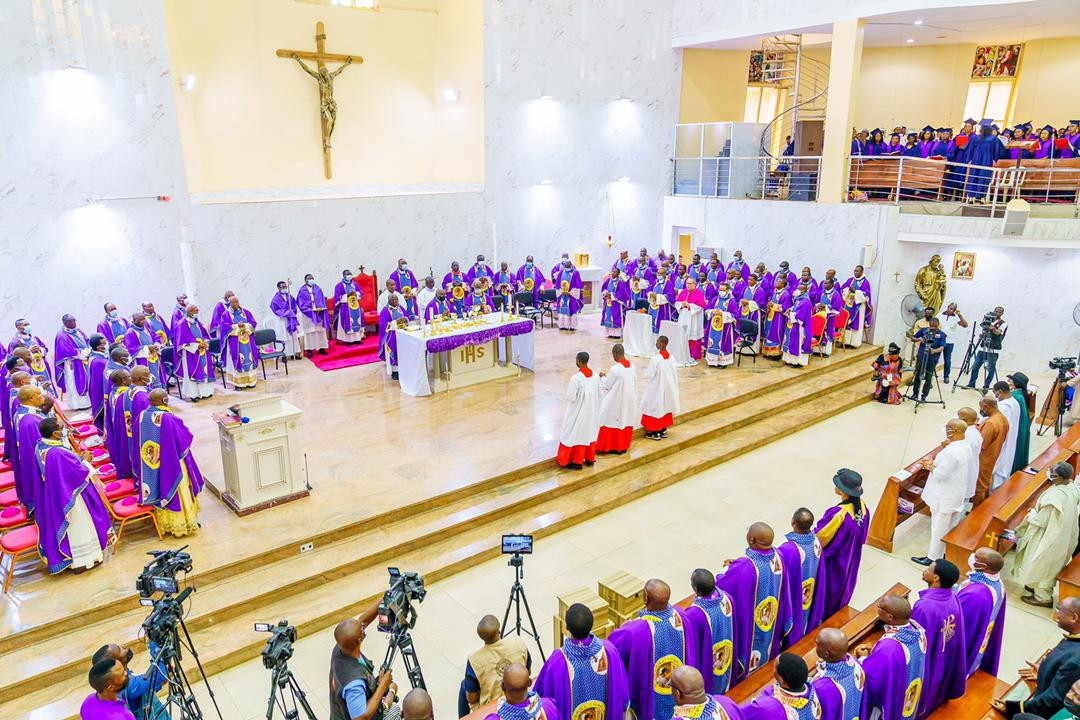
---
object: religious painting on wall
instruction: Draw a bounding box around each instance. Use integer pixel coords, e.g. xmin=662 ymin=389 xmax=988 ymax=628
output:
xmin=993 ymin=44 xmax=1022 ymax=77
xmin=748 ymin=52 xmax=764 ymax=83
xmin=952 ymin=252 xmax=976 ymax=280
xmin=747 ymin=52 xmax=782 ymax=84
xmin=971 ymin=46 xmax=997 ymax=78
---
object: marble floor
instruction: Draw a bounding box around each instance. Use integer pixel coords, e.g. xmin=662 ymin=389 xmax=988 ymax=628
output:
xmin=171 ymin=373 xmax=1063 ymax=720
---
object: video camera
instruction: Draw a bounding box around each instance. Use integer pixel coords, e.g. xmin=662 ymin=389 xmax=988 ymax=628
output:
xmin=142 ymin=586 xmax=193 ymax=646
xmin=255 ymin=620 xmax=297 ymax=670
xmin=979 ymin=311 xmax=998 ymax=330
xmin=136 ymin=547 xmax=193 ymax=598
xmin=1050 ymin=356 xmax=1077 ymax=373
xmin=377 ymin=567 xmax=426 ymax=633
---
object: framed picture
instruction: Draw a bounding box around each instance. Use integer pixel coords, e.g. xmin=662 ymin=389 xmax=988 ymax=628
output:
xmin=971 ymin=46 xmax=997 ymax=78
xmin=952 ymin=252 xmax=976 ymax=280
xmin=748 ymin=51 xmax=764 ymax=83
xmin=994 ymin=44 xmax=1022 ymax=77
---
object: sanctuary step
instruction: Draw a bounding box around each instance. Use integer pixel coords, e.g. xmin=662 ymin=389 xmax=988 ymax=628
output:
xmin=2 ymin=347 xmax=878 ymax=720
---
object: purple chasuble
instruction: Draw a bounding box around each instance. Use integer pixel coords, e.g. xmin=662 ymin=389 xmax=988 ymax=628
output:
xmin=486 ymin=692 xmax=560 ymax=720
xmin=910 ymin=588 xmax=967 ymax=718
xmin=54 ymin=327 xmax=91 ymax=395
xmin=297 ymin=284 xmax=332 ymax=331
xmin=860 ymin=622 xmax=927 ymax=720
xmin=218 ymin=308 xmax=260 ymax=373
xmin=138 ymin=407 xmax=204 ymax=511
xmin=685 ymin=592 xmax=736 ymax=695
xmin=782 ymin=531 xmax=824 ymax=639
xmin=88 ymin=351 xmax=107 ymax=430
xmin=108 ymin=385 xmax=134 ymax=480
xmin=534 ymin=635 xmax=631 ymax=720
xmin=515 ymin=265 xmax=546 ymax=303
xmin=783 ymin=294 xmax=814 ymax=357
xmin=762 ymin=291 xmax=791 ymax=350
xmin=705 ymin=296 xmax=737 ymax=361
xmin=270 ymin=292 xmax=300 ymax=335
xmin=813 ymin=502 xmax=869 ymax=618
xmin=172 ymin=318 xmax=214 ymax=384
xmin=123 ymin=325 xmax=166 ymax=387
xmin=333 ymin=280 xmax=365 ymax=333
xmin=840 ymin=277 xmax=873 ymax=330
xmin=15 ymin=407 xmax=45 ymax=510
xmin=601 ymin=277 xmax=631 ymax=331
xmin=812 ymin=655 xmax=866 ymax=720
xmin=34 ymin=438 xmax=112 ymax=573
xmin=124 ymin=386 xmax=150 ymax=481
xmin=609 ymin=606 xmax=697 ymax=720
xmin=744 ymin=682 xmax=826 ymax=720
xmin=556 ymin=268 xmax=584 ymax=317
xmin=97 ymin=316 xmax=130 ymax=344
xmin=378 ymin=305 xmax=408 ymax=365
xmin=955 ymin=571 xmax=1005 ymax=676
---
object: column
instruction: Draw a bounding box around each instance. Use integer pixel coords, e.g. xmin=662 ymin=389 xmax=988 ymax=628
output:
xmin=818 ymin=19 xmax=865 ymax=204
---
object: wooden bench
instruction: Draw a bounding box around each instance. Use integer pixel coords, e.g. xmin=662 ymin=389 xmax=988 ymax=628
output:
xmin=868 ymin=446 xmax=944 ymax=552
xmin=848 ymin=157 xmax=948 ymax=197
xmin=995 ymin=157 xmax=1080 ymax=198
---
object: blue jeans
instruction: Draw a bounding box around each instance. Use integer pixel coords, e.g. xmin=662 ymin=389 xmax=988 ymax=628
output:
xmin=966 ymin=350 xmax=998 ymax=389
xmin=942 ymin=343 xmax=954 ymax=380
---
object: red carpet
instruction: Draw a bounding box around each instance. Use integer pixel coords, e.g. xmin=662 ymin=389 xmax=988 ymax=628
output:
xmin=308 ymin=335 xmax=383 ymax=372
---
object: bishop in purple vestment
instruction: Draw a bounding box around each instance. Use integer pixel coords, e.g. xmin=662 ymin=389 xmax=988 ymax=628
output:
xmin=910 ymin=560 xmax=967 ymax=718
xmin=955 ymin=547 xmax=1006 ymax=677
xmin=534 ymin=603 xmax=631 ymax=720
xmin=54 ymin=314 xmax=92 ymax=410
xmin=814 ymin=469 xmax=869 ymax=619
xmin=97 ymin=303 xmax=130 ymax=344
xmin=858 ymin=594 xmax=927 ymax=720
xmin=609 ymin=579 xmax=698 ymax=720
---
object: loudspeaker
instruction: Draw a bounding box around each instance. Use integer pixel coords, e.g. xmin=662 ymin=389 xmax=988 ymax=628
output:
xmin=1001 ymin=198 xmax=1030 ymax=236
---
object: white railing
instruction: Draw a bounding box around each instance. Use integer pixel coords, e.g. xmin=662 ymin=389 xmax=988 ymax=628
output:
xmin=671 ymin=155 xmax=822 ymax=200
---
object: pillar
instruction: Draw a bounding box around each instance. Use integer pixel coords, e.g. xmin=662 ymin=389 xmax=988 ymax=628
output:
xmin=818 ymin=19 xmax=865 ymax=204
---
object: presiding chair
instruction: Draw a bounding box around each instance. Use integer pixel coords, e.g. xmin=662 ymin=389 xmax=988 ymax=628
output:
xmin=253 ymin=328 xmax=289 ymax=379
xmin=537 ymin=288 xmax=558 ymax=326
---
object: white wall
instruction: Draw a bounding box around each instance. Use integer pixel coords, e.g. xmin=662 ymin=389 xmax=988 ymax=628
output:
xmin=0 ymin=0 xmax=681 ymax=336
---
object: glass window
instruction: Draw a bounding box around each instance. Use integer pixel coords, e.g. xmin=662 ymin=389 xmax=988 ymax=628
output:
xmin=962 ymin=80 xmax=1014 ymax=127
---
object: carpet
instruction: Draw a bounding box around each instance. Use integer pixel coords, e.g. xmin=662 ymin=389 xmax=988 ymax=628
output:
xmin=308 ymin=335 xmax=383 ymax=372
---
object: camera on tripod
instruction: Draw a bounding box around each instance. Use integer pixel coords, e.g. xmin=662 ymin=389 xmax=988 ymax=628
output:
xmin=136 ymin=546 xmax=193 ymax=597
xmin=142 ymin=586 xmax=193 ymax=646
xmin=255 ymin=620 xmax=297 ymax=670
xmin=979 ymin=311 xmax=997 ymax=329
xmin=377 ymin=567 xmax=426 ymax=633
xmin=1050 ymin=356 xmax=1077 ymax=372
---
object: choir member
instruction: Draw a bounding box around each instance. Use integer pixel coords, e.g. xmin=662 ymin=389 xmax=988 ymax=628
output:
xmin=964 ymin=120 xmax=1006 ymax=201
xmin=296 ymin=273 xmax=331 ymax=356
xmin=54 ymin=313 xmax=92 ymax=410
xmin=1013 ymin=462 xmax=1080 ymax=607
xmin=814 ymin=469 xmax=868 ymax=618
xmin=596 ymin=344 xmax=637 ymax=455
xmin=684 ymin=568 xmax=736 ymax=695
xmin=782 ymin=508 xmax=822 ymax=639
xmin=840 ymin=266 xmax=872 ymax=348
xmin=856 ymin=594 xmax=926 ymax=720
xmin=640 ymin=336 xmax=679 ymax=441
xmin=911 ymin=559 xmax=967 ymax=717
xmin=138 ymin=389 xmax=203 ymax=537
xmin=269 ymin=281 xmax=302 ymax=358
xmin=97 ymin=302 xmax=130 ymax=344
xmin=557 ymin=352 xmax=600 ymax=470
xmin=911 ymin=419 xmax=970 ymax=566
xmin=812 ymin=629 xmax=866 ymax=720
xmin=172 ymin=305 xmax=215 ymax=402
xmin=123 ymin=313 xmax=166 ymax=387
xmin=217 ymin=297 xmax=260 ymax=389
xmin=956 ymin=547 xmax=1005 ymax=677
xmin=554 ymin=258 xmax=584 ymax=330
xmin=534 ymin=603 xmax=631 ymax=720
xmin=782 ymin=283 xmax=813 ymax=367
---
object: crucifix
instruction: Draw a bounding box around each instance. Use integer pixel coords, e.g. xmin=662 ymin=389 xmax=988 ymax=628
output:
xmin=276 ymin=21 xmax=363 ymax=179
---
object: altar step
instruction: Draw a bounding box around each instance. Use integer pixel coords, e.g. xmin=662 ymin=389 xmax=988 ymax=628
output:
xmin=2 ymin=347 xmax=877 ymax=720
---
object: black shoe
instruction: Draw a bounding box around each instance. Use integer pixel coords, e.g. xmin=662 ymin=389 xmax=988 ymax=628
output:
xmin=319 ymin=349 xmax=328 ymax=355
xmin=565 ymin=462 xmax=583 ymax=470
xmin=306 ymin=350 xmax=314 ymax=358
xmin=659 ymin=429 xmax=668 ymax=438
xmin=191 ymin=397 xmax=200 ymax=404
xmin=647 ymin=432 xmax=662 ymax=441
xmin=391 ymin=371 xmax=399 ymax=380
xmin=943 ymin=376 xmax=950 ymax=383
xmin=910 ymin=556 xmax=932 ymax=566
xmin=584 ymin=459 xmax=595 ymax=466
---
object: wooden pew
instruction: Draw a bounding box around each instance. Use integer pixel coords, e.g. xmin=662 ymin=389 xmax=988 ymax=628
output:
xmin=1058 ymin=553 xmax=1080 ymax=602
xmin=944 ymin=423 xmax=1080 ymax=568
xmin=848 ymin=157 xmax=947 ymax=196
xmin=868 ymin=445 xmax=944 ymax=552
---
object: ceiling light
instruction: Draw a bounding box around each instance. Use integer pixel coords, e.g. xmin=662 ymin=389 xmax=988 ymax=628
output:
xmin=906 ymin=38 xmax=915 ymax=43
xmin=442 ymin=88 xmax=460 ymax=102
xmin=617 ymin=176 xmax=631 ymax=183
xmin=913 ymin=19 xmax=923 ymax=25
xmin=618 ymin=96 xmax=633 ymax=103
xmin=539 ymin=179 xmax=553 ymax=185
xmin=183 ymin=74 xmax=196 ymax=91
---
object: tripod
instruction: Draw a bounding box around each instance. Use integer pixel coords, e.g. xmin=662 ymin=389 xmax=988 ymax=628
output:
xmin=383 ymin=625 xmax=427 ymax=690
xmin=951 ymin=323 xmax=987 ymax=393
xmin=1036 ymin=368 xmax=1070 ymax=438
xmin=905 ymin=342 xmax=945 ymax=412
xmin=264 ymin=660 xmax=318 ymax=720
xmin=500 ymin=553 xmax=546 ymax=661
xmin=145 ymin=592 xmax=224 ymax=720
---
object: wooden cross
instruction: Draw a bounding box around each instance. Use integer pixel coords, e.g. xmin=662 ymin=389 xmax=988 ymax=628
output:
xmin=276 ymin=22 xmax=364 ymax=179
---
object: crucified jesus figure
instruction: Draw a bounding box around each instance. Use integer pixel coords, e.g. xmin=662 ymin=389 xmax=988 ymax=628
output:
xmin=292 ymin=54 xmax=352 ymax=149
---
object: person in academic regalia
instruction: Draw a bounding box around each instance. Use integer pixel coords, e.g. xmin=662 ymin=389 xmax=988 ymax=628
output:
xmin=597 ymin=344 xmax=637 ymax=455
xmin=715 ymin=522 xmax=800 ymax=682
xmin=54 ymin=313 xmax=92 ymax=410
xmin=554 ymin=259 xmax=584 ymax=330
xmin=781 ymin=508 xmax=822 ymax=640
xmin=705 ymin=284 xmax=737 ymax=369
xmin=910 ymin=560 xmax=967 ymax=718
xmin=269 ymin=281 xmax=302 ymax=358
xmin=903 ymin=132 xmax=921 ymax=158
xmin=1033 ymin=125 xmax=1061 ymax=159
xmin=964 ymin=120 xmax=1007 ymax=201
xmin=1063 ymin=120 xmax=1080 ymax=159
xmin=840 ymin=266 xmax=872 ymax=348
xmin=917 ymin=126 xmax=936 ymax=158
xmin=608 ymin=579 xmax=698 ymax=720
xmin=866 ymin=129 xmax=886 ymax=156
xmin=1007 ymin=371 xmax=1032 ymax=473
xmin=955 ymin=547 xmax=1005 ymax=678
xmin=123 ymin=313 xmax=166 ymax=388
xmin=641 ymin=336 xmax=679 ymax=441
xmin=87 ymin=335 xmax=109 ymax=432
xmin=557 ymin=352 xmax=600 ymax=469
xmin=515 ymin=256 xmax=546 ymax=306
xmin=994 ymin=597 xmax=1080 ymax=719
xmin=34 ymin=417 xmax=112 ymax=573
xmin=333 ymin=270 xmax=366 ymax=344
xmin=856 ymin=594 xmax=927 ymax=720
xmin=124 ymin=367 xmax=152 ymax=485
xmin=217 ymin=297 xmax=260 ymax=389
xmin=13 ymin=384 xmax=48 ymax=511
xmin=169 ymin=293 xmax=188 ymax=335
xmin=761 ymin=277 xmax=791 ymax=359
xmin=443 ymin=260 xmax=468 ymax=292
xmin=138 ymin=390 xmax=202 ymax=537
xmin=676 ymin=278 xmax=707 ymax=361
xmin=377 ymin=295 xmax=409 ymax=379
xmin=815 ymin=278 xmax=843 ymax=357
xmin=782 ymin=283 xmax=813 ymax=368
xmin=684 ymin=568 xmax=737 ymax=696
xmin=812 ymin=629 xmax=866 ymax=720
xmin=107 ymin=369 xmax=134 ymax=480
xmin=296 ymin=273 xmax=331 ymax=357
xmin=929 ymin=127 xmax=951 ymax=158
xmin=669 ymin=666 xmax=744 ymax=720
xmin=1013 ymin=461 xmax=1080 ymax=607
xmin=97 ymin=302 xmax=130 ymax=344
xmin=601 ymin=271 xmax=631 ymax=338
xmin=851 ymin=129 xmax=869 ymax=156
xmin=883 ymin=132 xmax=903 ymax=156
xmin=534 ymin=603 xmax=631 ymax=720
xmin=740 ymin=653 xmax=828 ymax=720
xmin=392 ymin=258 xmax=420 ymax=316
xmin=424 ymin=288 xmax=455 ymax=323
xmin=485 ymin=663 xmax=559 ymax=720
xmin=171 ymin=305 xmax=214 ymax=402
xmin=814 ymin=469 xmax=869 ymax=619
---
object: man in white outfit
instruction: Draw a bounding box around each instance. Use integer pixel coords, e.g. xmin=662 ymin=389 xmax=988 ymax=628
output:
xmin=957 ymin=407 xmax=983 ymax=507
xmin=641 ymin=335 xmax=680 ymax=441
xmin=597 ymin=344 xmax=638 ymax=455
xmin=991 ymin=382 xmax=1021 ymax=491
xmin=557 ymin=351 xmax=601 ymax=470
xmin=415 ymin=276 xmax=437 ymax=325
xmin=912 ymin=418 xmax=971 ymax=566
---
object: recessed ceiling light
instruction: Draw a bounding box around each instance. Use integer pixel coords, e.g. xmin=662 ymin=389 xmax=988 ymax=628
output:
xmin=442 ymin=88 xmax=460 ymax=102
xmin=906 ymin=38 xmax=915 ymax=43
xmin=913 ymin=19 xmax=924 ymax=25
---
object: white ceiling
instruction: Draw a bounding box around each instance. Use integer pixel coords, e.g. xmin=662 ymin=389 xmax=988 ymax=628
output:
xmin=696 ymin=0 xmax=1080 ymax=49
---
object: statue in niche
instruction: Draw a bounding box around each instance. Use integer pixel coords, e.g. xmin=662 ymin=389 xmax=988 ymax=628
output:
xmin=914 ymin=254 xmax=947 ymax=315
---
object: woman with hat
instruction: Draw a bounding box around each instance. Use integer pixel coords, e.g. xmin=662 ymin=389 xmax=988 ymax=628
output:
xmin=872 ymin=343 xmax=903 ymax=404
xmin=1008 ymin=371 xmax=1032 ymax=472
xmin=814 ymin=469 xmax=870 ymax=619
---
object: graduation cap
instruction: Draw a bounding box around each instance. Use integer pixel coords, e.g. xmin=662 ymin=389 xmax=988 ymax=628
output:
xmin=906 ymin=132 xmax=917 ymax=139
xmin=937 ymin=127 xmax=951 ymax=134
xmin=889 ymin=132 xmax=902 ymax=140
xmin=991 ymin=124 xmax=1000 ymax=132
xmin=964 ymin=118 xmax=976 ymax=126
xmin=859 ymin=128 xmax=869 ymax=135
xmin=1041 ymin=124 xmax=1056 ymax=134
xmin=870 ymin=127 xmax=883 ymax=136
xmin=978 ymin=119 xmax=993 ymax=129
xmin=1019 ymin=121 xmax=1032 ymax=131
xmin=921 ymin=125 xmax=935 ymax=134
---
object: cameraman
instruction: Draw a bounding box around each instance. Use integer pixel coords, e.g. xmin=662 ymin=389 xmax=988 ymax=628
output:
xmin=330 ymin=604 xmax=399 ymax=720
xmin=912 ymin=317 xmax=946 ymax=402
xmin=965 ymin=306 xmax=1007 ymax=392
xmin=938 ymin=303 xmax=969 ymax=383
xmin=459 ymin=615 xmax=530 ymax=717
xmin=91 ymin=642 xmax=166 ymax=720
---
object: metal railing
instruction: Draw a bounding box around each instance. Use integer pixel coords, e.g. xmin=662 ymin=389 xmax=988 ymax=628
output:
xmin=758 ymin=35 xmax=829 ymax=158
xmin=845 ymin=155 xmax=1080 ymax=211
xmin=671 ymin=154 xmax=822 ymax=200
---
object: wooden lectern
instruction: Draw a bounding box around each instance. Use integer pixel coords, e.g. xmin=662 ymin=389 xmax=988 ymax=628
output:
xmin=216 ymin=394 xmax=307 ymax=515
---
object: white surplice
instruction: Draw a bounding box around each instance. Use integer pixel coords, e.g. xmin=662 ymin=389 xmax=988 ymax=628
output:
xmin=560 ymin=370 xmax=601 ymax=447
xmin=641 ymin=351 xmax=680 ymax=419
xmin=599 ymin=361 xmax=638 ymax=431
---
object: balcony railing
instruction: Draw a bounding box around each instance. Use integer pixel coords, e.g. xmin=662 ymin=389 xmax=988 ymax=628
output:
xmin=671 ymin=155 xmax=822 ymax=200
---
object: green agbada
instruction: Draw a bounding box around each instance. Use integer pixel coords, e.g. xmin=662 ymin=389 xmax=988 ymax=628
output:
xmin=1011 ymin=388 xmax=1031 ymax=472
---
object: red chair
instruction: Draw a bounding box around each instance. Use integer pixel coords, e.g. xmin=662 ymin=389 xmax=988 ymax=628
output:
xmin=78 ymin=437 xmax=105 ymax=453
xmin=355 ymin=269 xmax=380 ymax=332
xmin=100 ymin=493 xmax=162 ymax=551
xmin=0 ymin=505 xmax=29 ymax=531
xmin=0 ymin=471 xmax=14 ymax=491
xmin=0 ymin=489 xmax=18 ymax=508
xmin=97 ymin=463 xmax=117 ymax=483
xmin=105 ymin=478 xmax=136 ymax=501
xmin=1 ymin=525 xmax=40 ymax=593
xmin=72 ymin=423 xmax=97 ymax=439
xmin=0 ymin=459 xmax=10 ymax=473
xmin=833 ymin=308 xmax=850 ymax=348
xmin=809 ymin=312 xmax=828 ymax=357
xmin=89 ymin=447 xmax=110 ymax=467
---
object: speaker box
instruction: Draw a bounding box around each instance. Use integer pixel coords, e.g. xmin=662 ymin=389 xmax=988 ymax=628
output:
xmin=1001 ymin=198 xmax=1030 ymax=236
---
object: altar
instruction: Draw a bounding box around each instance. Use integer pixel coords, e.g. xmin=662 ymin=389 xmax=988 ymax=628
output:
xmin=395 ymin=313 xmax=536 ymax=396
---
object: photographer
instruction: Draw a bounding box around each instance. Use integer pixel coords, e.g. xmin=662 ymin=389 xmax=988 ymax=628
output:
xmin=911 ymin=317 xmax=946 ymax=402
xmin=91 ymin=642 xmax=166 ymax=720
xmin=938 ymin=303 xmax=969 ymax=383
xmin=965 ymin=306 xmax=1007 ymax=391
xmin=330 ymin=603 xmax=399 ymax=720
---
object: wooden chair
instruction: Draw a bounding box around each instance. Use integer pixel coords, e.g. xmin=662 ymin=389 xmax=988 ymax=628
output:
xmin=0 ymin=524 xmax=40 ymax=593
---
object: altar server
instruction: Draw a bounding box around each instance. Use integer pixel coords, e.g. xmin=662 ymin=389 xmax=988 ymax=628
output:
xmin=269 ymin=281 xmax=302 ymax=358
xmin=54 ymin=314 xmax=92 ymax=410
xmin=554 ymin=258 xmax=584 ymax=330
xmin=172 ymin=305 xmax=215 ymax=401
xmin=139 ymin=390 xmax=203 ymax=537
xmin=333 ymin=270 xmax=365 ymax=344
xmin=557 ymin=352 xmax=600 ymax=470
xmin=596 ymin=344 xmax=637 ymax=455
xmin=911 ymin=559 xmax=967 ymax=717
xmin=217 ymin=297 xmax=259 ymax=389
xmin=641 ymin=336 xmax=679 ymax=441
xmin=684 ymin=568 xmax=736 ymax=695
xmin=296 ymin=274 xmax=331 ymax=356
xmin=841 ymin=266 xmax=873 ymax=348
xmin=956 ymin=547 xmax=1006 ymax=677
